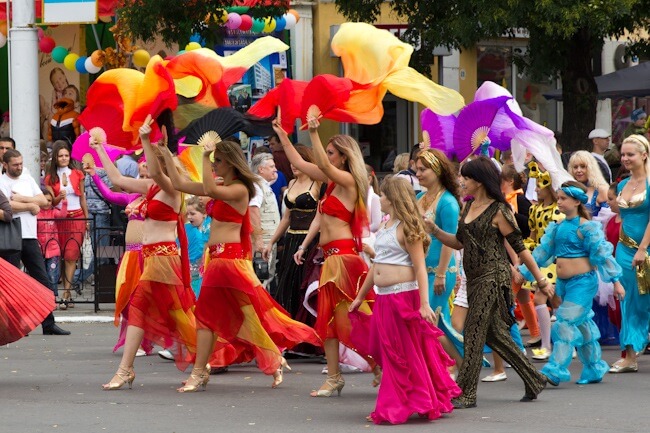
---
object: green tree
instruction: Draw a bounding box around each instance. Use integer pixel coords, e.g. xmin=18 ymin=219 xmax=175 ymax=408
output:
xmin=335 ymin=0 xmax=650 ymax=151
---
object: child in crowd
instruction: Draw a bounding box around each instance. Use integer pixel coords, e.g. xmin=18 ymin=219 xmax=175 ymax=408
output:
xmin=350 ymin=176 xmax=460 ymax=424
xmin=184 ymin=196 xmax=211 ymax=298
xmin=37 ymin=189 xmax=67 ymax=303
xmin=604 ymin=183 xmax=623 ymax=344
xmin=520 ymin=181 xmax=624 ymax=386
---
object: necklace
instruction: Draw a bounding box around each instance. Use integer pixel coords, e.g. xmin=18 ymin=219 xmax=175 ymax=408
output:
xmin=630 ymin=177 xmax=644 ymax=193
xmin=420 ymin=187 xmax=443 ymax=212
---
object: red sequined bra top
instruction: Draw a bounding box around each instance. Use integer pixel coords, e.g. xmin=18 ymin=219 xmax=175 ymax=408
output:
xmin=206 ymin=199 xmax=253 ymax=257
xmin=318 ymin=182 xmax=353 ymax=223
xmin=138 ymin=185 xmax=178 ymax=221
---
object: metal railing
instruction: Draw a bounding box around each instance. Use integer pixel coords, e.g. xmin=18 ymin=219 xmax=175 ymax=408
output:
xmin=37 ymin=216 xmax=125 ymax=312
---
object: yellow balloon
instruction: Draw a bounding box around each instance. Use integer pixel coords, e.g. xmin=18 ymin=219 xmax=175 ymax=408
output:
xmin=263 ymin=18 xmax=276 ymax=33
xmin=132 ymin=49 xmax=150 ymax=68
xmin=64 ymin=53 xmax=80 ymax=71
xmin=185 ymin=42 xmax=202 ymax=51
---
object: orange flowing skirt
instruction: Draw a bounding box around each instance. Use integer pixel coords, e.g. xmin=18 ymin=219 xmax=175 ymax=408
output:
xmin=113 ymin=247 xmax=143 ymax=326
xmin=316 ymin=239 xmax=373 ymax=353
xmin=197 ymin=243 xmax=321 ymax=374
xmin=128 ymin=242 xmax=197 ymax=371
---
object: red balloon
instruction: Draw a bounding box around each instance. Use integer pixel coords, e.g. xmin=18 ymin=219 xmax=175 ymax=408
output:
xmin=239 ymin=14 xmax=253 ymax=31
xmin=39 ymin=36 xmax=56 ymax=54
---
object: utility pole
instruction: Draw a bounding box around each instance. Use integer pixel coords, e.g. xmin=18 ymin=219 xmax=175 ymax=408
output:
xmin=9 ymin=0 xmax=40 ymax=180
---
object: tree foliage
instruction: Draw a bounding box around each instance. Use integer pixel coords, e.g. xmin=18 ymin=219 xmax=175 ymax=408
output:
xmin=116 ymin=0 xmax=289 ymax=47
xmin=335 ymin=0 xmax=650 ymax=151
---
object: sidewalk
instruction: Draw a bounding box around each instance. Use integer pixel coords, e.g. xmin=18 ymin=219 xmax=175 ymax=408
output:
xmin=53 ymin=302 xmax=116 ymax=323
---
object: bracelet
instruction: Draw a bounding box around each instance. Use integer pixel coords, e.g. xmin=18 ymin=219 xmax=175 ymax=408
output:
xmin=435 ymin=274 xmax=445 ymax=279
xmin=297 ymin=245 xmax=305 ymax=251
xmin=431 ymin=224 xmax=440 ymax=236
xmin=533 ymin=277 xmax=548 ymax=289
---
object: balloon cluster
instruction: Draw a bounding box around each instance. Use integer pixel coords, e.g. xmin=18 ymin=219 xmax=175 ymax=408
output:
xmin=0 ymin=20 xmax=7 ymax=48
xmin=218 ymin=8 xmax=300 ymax=33
xmin=35 ymin=26 xmax=105 ymax=74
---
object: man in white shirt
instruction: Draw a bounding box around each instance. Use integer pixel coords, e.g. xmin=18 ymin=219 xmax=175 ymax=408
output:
xmin=0 ymin=149 xmax=70 ymax=335
xmin=249 ymin=154 xmax=281 ymax=291
xmin=589 ymin=128 xmax=613 ymax=183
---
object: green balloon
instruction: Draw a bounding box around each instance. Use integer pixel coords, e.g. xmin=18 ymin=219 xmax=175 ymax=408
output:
xmin=52 ymin=46 xmax=69 ymax=63
xmin=251 ymin=18 xmax=265 ymax=33
xmin=226 ymin=6 xmax=249 ymax=14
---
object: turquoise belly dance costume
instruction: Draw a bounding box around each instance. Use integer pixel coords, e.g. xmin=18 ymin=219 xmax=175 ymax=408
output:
xmin=521 ymin=193 xmax=621 ymax=384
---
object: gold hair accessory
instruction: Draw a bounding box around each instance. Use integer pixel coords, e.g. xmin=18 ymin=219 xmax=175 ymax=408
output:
xmin=528 ymin=161 xmax=552 ymax=189
xmin=419 ymin=150 xmax=442 ymax=176
xmin=422 ymin=130 xmax=431 ymax=148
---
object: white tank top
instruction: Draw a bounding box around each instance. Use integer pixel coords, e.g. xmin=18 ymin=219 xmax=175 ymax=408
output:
xmin=373 ymin=220 xmax=413 ymax=267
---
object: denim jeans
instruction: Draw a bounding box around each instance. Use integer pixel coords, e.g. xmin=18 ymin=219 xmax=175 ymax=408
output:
xmin=75 ymin=212 xmax=111 ymax=282
xmin=45 ymin=256 xmax=61 ymax=297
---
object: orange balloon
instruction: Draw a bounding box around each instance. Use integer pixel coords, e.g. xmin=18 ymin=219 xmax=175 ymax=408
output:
xmin=91 ymin=50 xmax=105 ymax=67
xmin=0 ymin=21 xmax=7 ymax=36
xmin=288 ymin=9 xmax=300 ymax=23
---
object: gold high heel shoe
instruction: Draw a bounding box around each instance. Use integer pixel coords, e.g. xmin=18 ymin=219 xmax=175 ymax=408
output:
xmin=310 ymin=373 xmax=345 ymax=397
xmin=272 ymin=358 xmax=292 ymax=389
xmin=178 ymin=366 xmax=210 ymax=392
xmin=102 ymin=366 xmax=135 ymax=390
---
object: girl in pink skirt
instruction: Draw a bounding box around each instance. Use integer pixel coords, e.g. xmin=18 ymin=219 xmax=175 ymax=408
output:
xmin=350 ymin=176 xmax=460 ymax=424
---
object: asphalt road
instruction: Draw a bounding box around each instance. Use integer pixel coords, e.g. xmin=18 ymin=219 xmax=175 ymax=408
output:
xmin=1 ymin=311 xmax=649 ymax=433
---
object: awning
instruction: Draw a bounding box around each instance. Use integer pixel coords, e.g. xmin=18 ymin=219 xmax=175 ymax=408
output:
xmin=0 ymin=0 xmax=118 ymax=21
xmin=543 ymin=61 xmax=650 ymax=101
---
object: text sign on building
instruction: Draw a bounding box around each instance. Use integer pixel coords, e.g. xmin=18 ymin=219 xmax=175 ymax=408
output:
xmin=42 ymin=0 xmax=98 ymax=24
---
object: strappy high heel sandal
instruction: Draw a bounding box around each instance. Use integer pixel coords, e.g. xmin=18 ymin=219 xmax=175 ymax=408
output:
xmin=371 ymin=366 xmax=382 ymax=387
xmin=102 ymin=366 xmax=135 ymax=390
xmin=310 ymin=373 xmax=345 ymax=397
xmin=272 ymin=358 xmax=291 ymax=389
xmin=178 ymin=366 xmax=210 ymax=392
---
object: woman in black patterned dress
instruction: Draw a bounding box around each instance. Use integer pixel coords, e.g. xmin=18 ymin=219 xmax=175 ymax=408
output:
xmin=428 ymin=156 xmax=549 ymax=408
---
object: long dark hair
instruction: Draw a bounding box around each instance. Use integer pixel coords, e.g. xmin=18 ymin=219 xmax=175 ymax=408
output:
xmin=460 ymin=156 xmax=507 ymax=204
xmin=46 ymin=140 xmax=71 ymax=186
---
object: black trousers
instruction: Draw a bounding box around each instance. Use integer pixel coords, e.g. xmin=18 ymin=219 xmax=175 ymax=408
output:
xmin=1 ymin=239 xmax=56 ymax=330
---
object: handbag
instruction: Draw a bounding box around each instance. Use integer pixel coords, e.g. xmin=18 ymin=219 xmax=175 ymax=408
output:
xmin=81 ymin=232 xmax=93 ymax=270
xmin=0 ymin=218 xmax=22 ymax=253
xmin=252 ymin=252 xmax=269 ymax=280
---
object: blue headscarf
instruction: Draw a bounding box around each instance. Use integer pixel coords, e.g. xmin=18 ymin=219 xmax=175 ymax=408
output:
xmin=560 ymin=186 xmax=589 ymax=204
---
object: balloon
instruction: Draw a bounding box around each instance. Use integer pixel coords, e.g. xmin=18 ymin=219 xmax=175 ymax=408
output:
xmin=84 ymin=56 xmax=101 ymax=74
xmin=185 ymin=41 xmax=201 ymax=51
xmin=263 ymin=18 xmax=276 ymax=33
xmin=0 ymin=33 xmax=6 ymax=49
xmin=90 ymin=49 xmax=104 ymax=67
xmin=251 ymin=18 xmax=265 ymax=33
xmin=37 ymin=27 xmax=44 ymax=40
xmin=288 ymin=9 xmax=300 ymax=23
xmin=189 ymin=33 xmax=205 ymax=46
xmin=283 ymin=13 xmax=297 ymax=30
xmin=75 ymin=56 xmax=88 ymax=73
xmin=274 ymin=16 xmax=286 ymax=32
xmin=39 ymin=36 xmax=56 ymax=54
xmin=226 ymin=12 xmax=242 ymax=30
xmin=177 ymin=50 xmax=186 ymax=55
xmin=64 ymin=53 xmax=80 ymax=71
xmin=132 ymin=49 xmax=150 ymax=68
xmin=239 ymin=14 xmax=253 ymax=31
xmin=52 ymin=46 xmax=68 ymax=63
xmin=226 ymin=6 xmax=249 ymax=14
xmin=0 ymin=21 xmax=6 ymax=36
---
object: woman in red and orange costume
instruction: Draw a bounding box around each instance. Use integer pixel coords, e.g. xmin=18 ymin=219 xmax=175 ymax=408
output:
xmin=44 ymin=140 xmax=88 ymax=309
xmin=159 ymin=136 xmax=320 ymax=392
xmin=273 ymin=115 xmax=378 ymax=397
xmin=92 ymin=117 xmax=197 ymax=390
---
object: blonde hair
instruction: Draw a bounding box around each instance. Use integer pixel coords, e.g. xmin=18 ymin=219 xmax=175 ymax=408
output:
xmin=380 ymin=176 xmax=430 ymax=253
xmin=214 ymin=140 xmax=258 ymax=200
xmin=186 ymin=195 xmax=206 ymax=214
xmin=393 ymin=152 xmax=409 ymax=173
xmin=622 ymin=134 xmax=650 ymax=182
xmin=329 ymin=134 xmax=369 ymax=205
xmin=568 ymin=150 xmax=608 ymax=189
